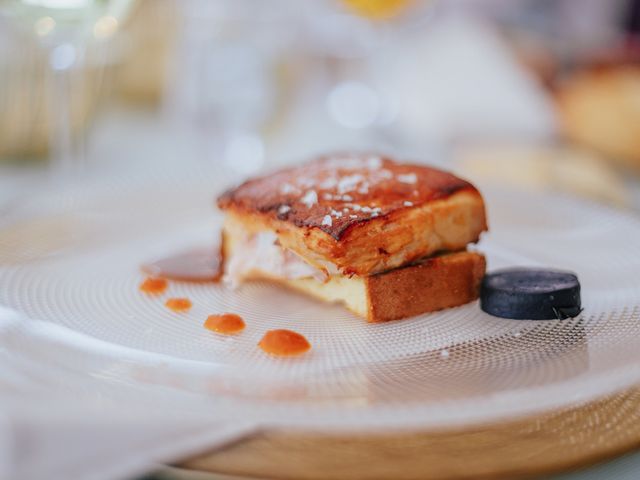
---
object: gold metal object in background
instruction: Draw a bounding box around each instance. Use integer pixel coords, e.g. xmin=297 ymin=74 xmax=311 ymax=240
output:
xmin=0 ymin=30 xmax=50 ymax=160
xmin=115 ymin=0 xmax=176 ymax=105
xmin=341 ymin=0 xmax=414 ymax=20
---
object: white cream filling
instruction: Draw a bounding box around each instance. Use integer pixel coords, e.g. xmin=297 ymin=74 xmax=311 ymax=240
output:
xmin=226 ymin=231 xmax=330 ymax=287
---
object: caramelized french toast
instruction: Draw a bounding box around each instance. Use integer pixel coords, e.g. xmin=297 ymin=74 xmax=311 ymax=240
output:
xmin=218 ymin=153 xmax=487 ymax=277
xmin=217 ymin=153 xmax=488 ymax=321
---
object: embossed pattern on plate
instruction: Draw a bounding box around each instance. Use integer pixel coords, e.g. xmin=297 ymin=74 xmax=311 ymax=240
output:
xmin=1 ymin=172 xmax=640 ymax=429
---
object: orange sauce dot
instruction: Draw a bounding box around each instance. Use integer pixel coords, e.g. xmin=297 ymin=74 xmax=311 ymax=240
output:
xmin=165 ymin=297 xmax=192 ymax=312
xmin=258 ymin=329 xmax=311 ymax=356
xmin=204 ymin=314 xmax=246 ymax=335
xmin=139 ymin=277 xmax=168 ymax=295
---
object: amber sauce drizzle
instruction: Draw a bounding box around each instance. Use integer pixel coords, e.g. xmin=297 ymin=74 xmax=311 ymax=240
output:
xmin=165 ymin=298 xmax=192 ymax=312
xmin=141 ymin=247 xmax=311 ymax=353
xmin=258 ymin=329 xmax=311 ymax=356
xmin=141 ymin=247 xmax=223 ymax=283
xmin=139 ymin=277 xmax=168 ymax=295
xmin=204 ymin=314 xmax=246 ymax=335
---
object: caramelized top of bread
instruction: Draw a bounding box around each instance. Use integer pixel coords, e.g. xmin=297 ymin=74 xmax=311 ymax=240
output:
xmin=218 ymin=153 xmax=487 ymax=276
xmin=219 ymin=153 xmax=477 ymax=238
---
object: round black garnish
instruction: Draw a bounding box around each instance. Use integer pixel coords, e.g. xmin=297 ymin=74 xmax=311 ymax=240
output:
xmin=480 ymin=268 xmax=581 ymax=320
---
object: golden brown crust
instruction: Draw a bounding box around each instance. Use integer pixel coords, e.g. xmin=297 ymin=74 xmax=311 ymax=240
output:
xmin=218 ymin=153 xmax=487 ymax=276
xmin=365 ymin=251 xmax=486 ymax=322
xmin=218 ymin=153 xmax=480 ymax=239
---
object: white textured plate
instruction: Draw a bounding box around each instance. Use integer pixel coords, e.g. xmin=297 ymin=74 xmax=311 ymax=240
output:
xmin=2 ymin=166 xmax=640 ymax=430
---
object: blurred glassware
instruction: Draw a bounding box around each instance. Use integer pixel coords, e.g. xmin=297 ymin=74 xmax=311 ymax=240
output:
xmin=291 ymin=0 xmax=442 ymax=158
xmin=0 ymin=19 xmax=113 ymax=163
xmin=0 ymin=0 xmax=135 ymax=172
xmin=166 ymin=0 xmax=296 ymax=176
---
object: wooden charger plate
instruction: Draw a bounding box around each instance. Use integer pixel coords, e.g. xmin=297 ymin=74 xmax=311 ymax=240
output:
xmin=180 ymin=386 xmax=640 ymax=480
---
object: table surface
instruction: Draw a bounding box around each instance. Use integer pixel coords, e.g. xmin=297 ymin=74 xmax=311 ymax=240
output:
xmin=3 ymin=106 xmax=640 ymax=480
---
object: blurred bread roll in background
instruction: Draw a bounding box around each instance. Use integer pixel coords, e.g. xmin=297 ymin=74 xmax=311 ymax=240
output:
xmin=557 ymin=66 xmax=640 ymax=172
xmin=455 ymin=143 xmax=629 ymax=207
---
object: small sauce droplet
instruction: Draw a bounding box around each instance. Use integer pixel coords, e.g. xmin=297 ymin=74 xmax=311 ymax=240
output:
xmin=204 ymin=314 xmax=245 ymax=335
xmin=165 ymin=298 xmax=192 ymax=312
xmin=139 ymin=277 xmax=168 ymax=295
xmin=142 ymin=247 xmax=222 ymax=282
xmin=258 ymin=329 xmax=311 ymax=356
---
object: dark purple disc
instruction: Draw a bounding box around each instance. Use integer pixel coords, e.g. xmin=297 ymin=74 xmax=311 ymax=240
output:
xmin=480 ymin=268 xmax=581 ymax=320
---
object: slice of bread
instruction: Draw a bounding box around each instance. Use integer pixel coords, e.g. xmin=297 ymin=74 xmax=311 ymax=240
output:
xmin=224 ymin=243 xmax=486 ymax=322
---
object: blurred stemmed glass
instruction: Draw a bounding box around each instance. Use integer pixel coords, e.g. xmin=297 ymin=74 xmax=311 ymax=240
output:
xmin=0 ymin=0 xmax=135 ymax=174
xmin=167 ymin=0 xmax=293 ymax=178
xmin=304 ymin=0 xmax=440 ymax=151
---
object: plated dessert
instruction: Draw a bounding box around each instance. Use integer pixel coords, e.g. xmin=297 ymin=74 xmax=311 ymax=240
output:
xmin=217 ymin=153 xmax=488 ymax=322
xmin=138 ymin=152 xmax=582 ymax=359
